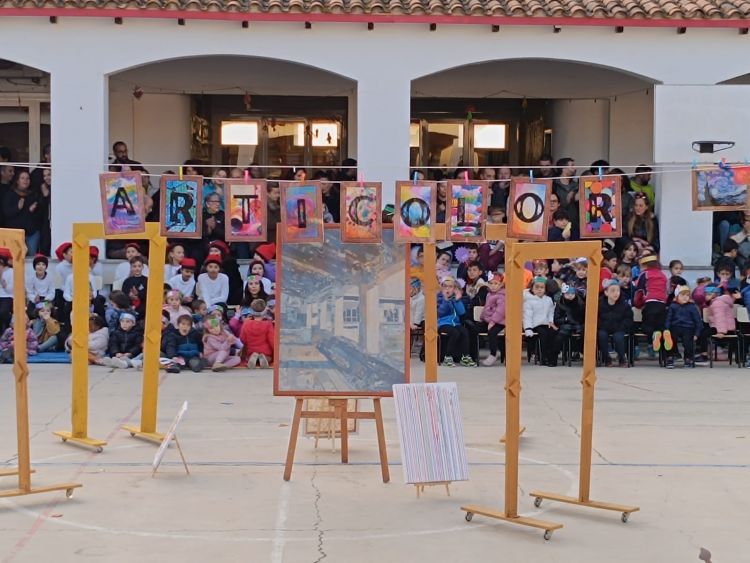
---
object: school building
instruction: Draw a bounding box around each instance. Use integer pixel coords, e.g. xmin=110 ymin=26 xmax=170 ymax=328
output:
xmin=1 ymin=2 xmax=750 ymax=270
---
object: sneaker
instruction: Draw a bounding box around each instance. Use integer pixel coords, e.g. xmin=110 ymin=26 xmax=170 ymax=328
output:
xmin=665 ymin=358 xmax=675 ymax=369
xmin=247 ymin=352 xmax=259 ymax=368
xmin=442 ymin=356 xmax=455 ymax=367
xmin=695 ymin=354 xmax=709 ymax=366
xmin=130 ymin=359 xmax=143 ymax=370
xmin=166 ymin=364 xmax=180 ymax=374
xmin=99 ymin=357 xmax=113 ymax=367
xmin=460 ymin=355 xmax=477 ymax=367
xmin=258 ymin=354 xmax=270 ymax=369
xmin=684 ymin=360 xmax=696 ymax=369
xmin=481 ymin=354 xmax=497 ymax=367
xmin=652 ymin=331 xmax=662 ymax=352
xmin=618 ymin=360 xmax=629 ymax=368
xmin=109 ymin=357 xmax=129 ymax=369
xmin=662 ymin=330 xmax=673 ymax=352
xmin=212 ymin=362 xmax=227 ymax=372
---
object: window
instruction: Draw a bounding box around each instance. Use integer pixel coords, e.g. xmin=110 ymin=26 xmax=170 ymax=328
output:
xmin=343 ymin=304 xmax=360 ymax=326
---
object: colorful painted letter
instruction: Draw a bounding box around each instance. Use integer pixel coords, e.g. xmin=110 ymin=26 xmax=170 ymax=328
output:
xmin=159 ymin=175 xmax=202 ymax=238
xmin=340 ymin=182 xmax=382 ymax=243
xmin=394 ymin=182 xmax=437 ymax=243
xmin=226 ymin=181 xmax=267 ymax=242
xmin=281 ymin=182 xmax=324 ymax=243
xmin=507 ymin=178 xmax=552 ymax=241
xmin=448 ymin=181 xmax=487 ymax=241
xmin=580 ymin=176 xmax=622 ymax=238
xmin=99 ymin=172 xmax=146 ymax=235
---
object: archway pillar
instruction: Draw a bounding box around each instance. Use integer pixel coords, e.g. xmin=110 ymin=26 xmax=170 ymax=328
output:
xmin=356 ymin=73 xmax=411 ymax=205
xmin=50 ymin=68 xmax=109 ymax=251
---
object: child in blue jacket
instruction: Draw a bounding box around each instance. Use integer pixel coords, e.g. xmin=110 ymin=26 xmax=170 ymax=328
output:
xmin=664 ymin=285 xmax=703 ymax=368
xmin=437 ymin=276 xmax=475 ymax=367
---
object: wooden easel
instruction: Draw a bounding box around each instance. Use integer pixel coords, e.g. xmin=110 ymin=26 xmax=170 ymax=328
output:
xmin=0 ymin=229 xmax=81 ymax=501
xmin=151 ymin=401 xmax=190 ymax=477
xmin=283 ymin=397 xmax=390 ymax=483
xmin=415 ymin=481 xmax=451 ymax=498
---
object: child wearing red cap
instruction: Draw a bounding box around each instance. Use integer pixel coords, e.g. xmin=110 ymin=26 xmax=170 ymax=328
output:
xmin=239 ymin=298 xmax=274 ymax=368
xmin=206 ymin=240 xmax=243 ymax=306
xmin=253 ymin=243 xmax=276 ymax=282
xmin=54 ymin=242 xmax=73 ymax=288
xmin=197 ymin=256 xmax=229 ymax=308
xmin=169 ymin=258 xmax=197 ymax=303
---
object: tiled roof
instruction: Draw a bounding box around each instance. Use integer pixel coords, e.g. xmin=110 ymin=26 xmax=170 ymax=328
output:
xmin=1 ymin=0 xmax=749 ymax=20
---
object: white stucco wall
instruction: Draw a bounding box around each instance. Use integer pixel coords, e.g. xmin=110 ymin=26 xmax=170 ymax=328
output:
xmin=550 ymin=99 xmax=610 ymax=169
xmin=609 ymin=90 xmax=653 ymax=167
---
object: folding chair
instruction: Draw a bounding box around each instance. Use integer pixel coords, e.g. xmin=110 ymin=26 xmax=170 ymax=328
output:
xmin=735 ymin=305 xmax=750 ymax=365
xmin=473 ymin=306 xmax=506 ymax=364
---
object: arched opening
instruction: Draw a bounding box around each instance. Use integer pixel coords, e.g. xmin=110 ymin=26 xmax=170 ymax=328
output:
xmin=410 ymin=59 xmax=657 ymax=178
xmin=108 ymin=56 xmax=356 ymax=178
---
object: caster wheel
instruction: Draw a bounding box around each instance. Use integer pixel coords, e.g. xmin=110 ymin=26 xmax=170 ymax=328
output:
xmin=130 ymin=432 xmax=136 ymax=437
xmin=61 ymin=438 xmax=67 ymax=442
xmin=65 ymin=489 xmax=74 ymax=499
xmin=543 ymin=530 xmax=552 ymax=541
xmin=534 ymin=497 xmax=542 ymax=508
xmin=621 ymin=512 xmax=629 ymax=523
xmin=465 ymin=512 xmax=473 ymax=522
xmin=95 ymin=447 xmax=103 ymax=453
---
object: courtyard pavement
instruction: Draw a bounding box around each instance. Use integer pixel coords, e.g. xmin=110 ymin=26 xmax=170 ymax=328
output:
xmin=1 ymin=359 xmax=748 ymax=562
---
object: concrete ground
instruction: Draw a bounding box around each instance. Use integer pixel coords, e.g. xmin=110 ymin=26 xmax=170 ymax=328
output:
xmin=1 ymin=359 xmax=748 ymax=563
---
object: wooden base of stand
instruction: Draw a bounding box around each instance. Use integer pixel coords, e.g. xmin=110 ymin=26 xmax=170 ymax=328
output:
xmin=0 ymin=468 xmax=35 ymax=477
xmin=122 ymin=425 xmax=164 ymax=444
xmin=53 ymin=431 xmax=107 ymax=452
xmin=0 ymin=483 xmax=82 ymax=500
xmin=461 ymin=504 xmax=563 ymax=540
xmin=500 ymin=426 xmax=526 ymax=444
xmin=530 ymin=491 xmax=640 ymax=522
xmin=283 ymin=397 xmax=390 ymax=483
xmin=415 ymin=481 xmax=451 ymax=498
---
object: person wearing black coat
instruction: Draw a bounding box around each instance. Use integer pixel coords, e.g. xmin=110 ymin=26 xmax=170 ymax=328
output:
xmin=550 ymin=285 xmax=586 ymax=366
xmin=597 ymin=282 xmax=634 ymax=367
xmin=107 ymin=313 xmax=144 ymax=359
xmin=3 ymin=169 xmax=42 ymax=255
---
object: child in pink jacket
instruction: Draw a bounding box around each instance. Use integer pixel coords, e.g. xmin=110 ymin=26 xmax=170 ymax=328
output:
xmin=479 ymin=273 xmax=506 ymax=366
xmin=202 ymin=317 xmax=242 ymax=371
xmin=705 ymin=284 xmax=738 ymax=336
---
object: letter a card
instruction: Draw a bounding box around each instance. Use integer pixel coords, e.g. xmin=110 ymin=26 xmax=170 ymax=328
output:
xmin=340 ymin=182 xmax=382 ymax=243
xmin=394 ymin=181 xmax=437 ymax=244
xmin=281 ymin=181 xmax=324 ymax=243
xmin=507 ymin=177 xmax=552 ymax=241
xmin=99 ymin=172 xmax=146 ymax=236
xmin=226 ymin=180 xmax=267 ymax=242
xmin=159 ymin=174 xmax=203 ymax=238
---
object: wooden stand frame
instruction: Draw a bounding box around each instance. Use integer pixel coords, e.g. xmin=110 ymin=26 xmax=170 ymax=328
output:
xmin=283 ymin=397 xmax=390 ymax=483
xmin=53 ymin=222 xmax=167 ymax=451
xmin=0 ymin=229 xmax=81 ymax=501
xmin=461 ymin=240 xmax=638 ymax=538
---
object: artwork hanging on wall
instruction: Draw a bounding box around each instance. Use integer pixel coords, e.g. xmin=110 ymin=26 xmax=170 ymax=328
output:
xmin=579 ymin=175 xmax=623 ymax=238
xmin=225 ymin=180 xmax=267 ymax=242
xmin=692 ymin=164 xmax=750 ymax=211
xmin=447 ymin=180 xmax=488 ymax=242
xmin=274 ymin=227 xmax=409 ymax=397
xmin=394 ymin=181 xmax=437 ymax=243
xmin=507 ymin=178 xmax=552 ymax=241
xmin=99 ymin=172 xmax=146 ymax=236
xmin=159 ymin=175 xmax=203 ymax=238
xmin=281 ymin=182 xmax=324 ymax=243
xmin=340 ymin=182 xmax=382 ymax=243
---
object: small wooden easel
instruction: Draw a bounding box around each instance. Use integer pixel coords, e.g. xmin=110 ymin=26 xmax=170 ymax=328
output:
xmin=415 ymin=482 xmax=451 ymax=498
xmin=283 ymin=397 xmax=390 ymax=483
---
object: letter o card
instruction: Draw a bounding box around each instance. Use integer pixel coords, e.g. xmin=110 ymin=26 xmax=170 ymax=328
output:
xmin=281 ymin=182 xmax=324 ymax=244
xmin=340 ymin=182 xmax=382 ymax=243
xmin=226 ymin=180 xmax=267 ymax=242
xmin=394 ymin=181 xmax=437 ymax=244
xmin=99 ymin=172 xmax=146 ymax=236
xmin=159 ymin=175 xmax=203 ymax=238
xmin=507 ymin=177 xmax=552 ymax=242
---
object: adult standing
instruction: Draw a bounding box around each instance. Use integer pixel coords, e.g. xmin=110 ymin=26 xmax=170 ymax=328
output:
xmin=624 ymin=192 xmax=660 ymax=258
xmin=0 ymin=164 xmax=15 ymax=227
xmin=37 ymin=168 xmax=52 ymax=256
xmin=197 ymin=192 xmax=225 ymax=264
xmin=3 ymin=169 xmax=42 ymax=255
xmin=266 ymin=182 xmax=281 ymax=245
xmin=110 ymin=141 xmax=144 ymax=171
xmin=315 ymin=170 xmax=340 ymax=224
xmin=553 ymin=158 xmax=579 ymax=224
xmin=490 ymin=165 xmax=512 ymax=212
xmin=629 ymin=165 xmax=655 ymax=209
xmin=538 ymin=154 xmax=555 ymax=179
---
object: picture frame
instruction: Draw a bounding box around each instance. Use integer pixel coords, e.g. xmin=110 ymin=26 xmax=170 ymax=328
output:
xmin=159 ymin=174 xmax=203 ymax=239
xmin=99 ymin=171 xmax=146 ymax=236
xmin=339 ymin=181 xmax=382 ymax=243
xmin=507 ymin=177 xmax=552 ymax=242
xmin=274 ymin=225 xmax=409 ymax=397
xmin=394 ymin=181 xmax=438 ymax=244
xmin=579 ymin=175 xmax=623 ymax=239
xmin=225 ymin=179 xmax=267 ymax=242
xmin=692 ymin=165 xmax=750 ymax=212
xmin=447 ymin=180 xmax=488 ymax=242
xmin=281 ymin=181 xmax=324 ymax=244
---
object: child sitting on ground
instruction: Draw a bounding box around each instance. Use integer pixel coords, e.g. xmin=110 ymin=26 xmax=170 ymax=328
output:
xmin=597 ymin=280 xmax=633 ymax=367
xmin=202 ymin=316 xmax=242 ymax=372
xmin=164 ymin=314 xmax=204 ymax=373
xmin=32 ymin=302 xmax=60 ymax=352
xmin=87 ymin=314 xmax=109 ymax=364
xmin=105 ymin=290 xmax=134 ymax=332
xmin=479 ymin=273 xmax=506 ymax=366
xmin=101 ymin=312 xmax=143 ymax=369
xmin=240 ymin=299 xmax=274 ymax=368
xmin=163 ymin=290 xmax=191 ymax=328
xmin=197 ymin=256 xmax=229 ymax=308
xmin=664 ymin=285 xmax=703 ymax=369
xmin=523 ymin=276 xmax=556 ymax=366
xmin=437 ymin=276 xmax=475 ymax=367
xmin=0 ymin=315 xmax=38 ymax=363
